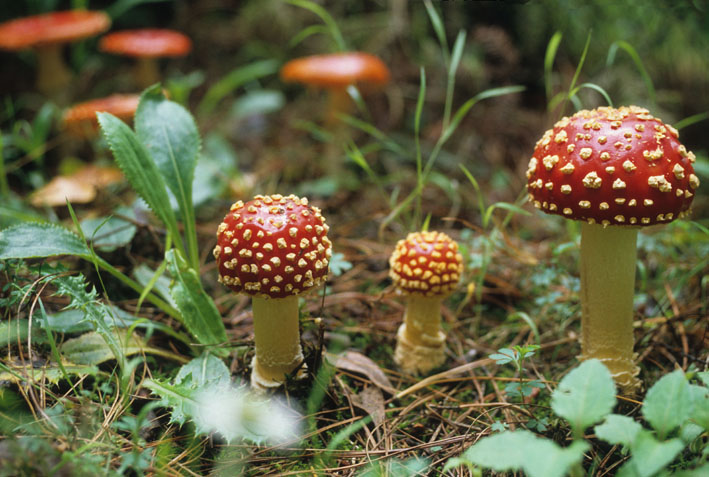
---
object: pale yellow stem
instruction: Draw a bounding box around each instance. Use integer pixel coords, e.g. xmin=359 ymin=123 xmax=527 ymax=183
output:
xmin=394 ymin=295 xmax=447 ymax=374
xmin=579 ymin=222 xmax=641 ymax=391
xmin=250 ymin=295 xmax=304 ymax=390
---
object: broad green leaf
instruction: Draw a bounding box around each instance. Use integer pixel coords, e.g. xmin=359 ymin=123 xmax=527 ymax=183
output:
xmin=0 ymin=222 xmax=90 ymax=260
xmin=0 ymin=363 xmax=99 ymax=385
xmin=594 ymin=414 xmax=642 ymax=448
xmin=60 ymin=330 xmax=148 ymax=365
xmin=135 ymin=88 xmax=198 ymax=222
xmin=80 ymin=212 xmax=137 ymax=253
xmin=698 ymin=372 xmax=709 ymax=388
xmin=98 ymin=112 xmax=182 ymax=252
xmin=0 ymin=319 xmax=46 ymax=347
xmin=642 ymin=370 xmax=692 ymax=438
xmin=166 ymin=249 xmax=228 ymax=348
xmin=446 ymin=430 xmax=588 ymax=477
xmin=688 ymin=384 xmax=709 ymax=430
xmin=551 ymin=359 xmax=616 ymax=439
xmin=625 ymin=430 xmax=684 ymax=477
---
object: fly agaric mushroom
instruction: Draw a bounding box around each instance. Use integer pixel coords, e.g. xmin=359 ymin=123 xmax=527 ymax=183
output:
xmin=389 ymin=231 xmax=464 ymax=374
xmin=526 ymin=105 xmax=699 ymax=390
xmin=214 ymin=194 xmax=332 ymax=390
xmin=280 ymin=52 xmax=390 ymax=124
xmin=0 ymin=10 xmax=110 ymax=96
xmin=99 ymin=29 xmax=192 ymax=88
xmin=62 ymin=94 xmax=140 ymax=138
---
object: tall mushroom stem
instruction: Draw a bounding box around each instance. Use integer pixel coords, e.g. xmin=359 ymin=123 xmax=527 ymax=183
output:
xmin=394 ymin=295 xmax=446 ymax=373
xmin=250 ymin=295 xmax=305 ymax=390
xmin=134 ymin=57 xmax=160 ymax=89
xmin=35 ymin=44 xmax=72 ymax=97
xmin=579 ymin=222 xmax=641 ymax=391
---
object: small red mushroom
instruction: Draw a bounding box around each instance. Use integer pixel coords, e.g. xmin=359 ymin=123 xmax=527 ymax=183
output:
xmin=214 ymin=194 xmax=332 ymax=390
xmin=526 ymin=105 xmax=699 ymax=390
xmin=62 ymin=94 xmax=140 ymax=138
xmin=389 ymin=231 xmax=464 ymax=374
xmin=0 ymin=10 xmax=110 ymax=96
xmin=280 ymin=52 xmax=390 ymax=124
xmin=99 ymin=29 xmax=192 ymax=88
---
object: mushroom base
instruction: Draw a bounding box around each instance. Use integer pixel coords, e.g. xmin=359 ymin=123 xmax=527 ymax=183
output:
xmin=394 ymin=323 xmax=446 ymax=374
xmin=250 ymin=295 xmax=306 ymax=391
xmin=579 ymin=222 xmax=641 ymax=392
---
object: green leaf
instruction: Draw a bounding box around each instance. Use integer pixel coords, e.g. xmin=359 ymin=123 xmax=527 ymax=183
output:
xmin=60 ymin=330 xmax=148 ymax=365
xmin=594 ymin=414 xmax=643 ymax=448
xmin=80 ymin=212 xmax=137 ymax=253
xmin=445 ymin=430 xmax=588 ymax=477
xmin=642 ymin=370 xmax=692 ymax=439
xmin=688 ymin=384 xmax=709 ymax=431
xmin=166 ymin=249 xmax=228 ymax=349
xmin=544 ymin=31 xmax=563 ymax=102
xmin=625 ymin=430 xmax=685 ymax=477
xmin=135 ymin=87 xmax=200 ymax=268
xmin=551 ymin=359 xmax=617 ymax=439
xmin=198 ymin=59 xmax=279 ymax=115
xmin=98 ymin=112 xmax=182 ymax=252
xmin=174 ymin=351 xmax=231 ymax=388
xmin=0 ymin=222 xmax=90 ymax=260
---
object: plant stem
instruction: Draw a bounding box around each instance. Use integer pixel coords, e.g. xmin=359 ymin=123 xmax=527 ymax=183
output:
xmin=35 ymin=44 xmax=72 ymax=97
xmin=579 ymin=222 xmax=641 ymax=391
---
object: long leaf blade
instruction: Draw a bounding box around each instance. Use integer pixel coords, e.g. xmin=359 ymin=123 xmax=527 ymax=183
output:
xmin=0 ymin=222 xmax=90 ymax=259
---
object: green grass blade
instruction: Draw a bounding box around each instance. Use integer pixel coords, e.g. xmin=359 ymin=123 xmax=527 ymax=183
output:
xmin=569 ymin=82 xmax=614 ymax=108
xmin=286 ymin=0 xmax=346 ymax=51
xmin=606 ymin=40 xmax=656 ymax=106
xmin=198 ymin=59 xmax=279 ymax=115
xmin=288 ymin=24 xmax=331 ymax=48
xmin=444 ymin=30 xmax=467 ymax=129
xmin=674 ymin=111 xmax=709 ymax=131
xmin=544 ymin=32 xmax=563 ymax=103
xmin=423 ymin=0 xmax=449 ymax=65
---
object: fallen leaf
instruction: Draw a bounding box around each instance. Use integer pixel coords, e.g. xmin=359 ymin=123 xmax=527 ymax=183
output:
xmin=330 ymin=350 xmax=395 ymax=395
xmin=30 ymin=165 xmax=123 ymax=207
xmin=348 ymin=386 xmax=386 ymax=426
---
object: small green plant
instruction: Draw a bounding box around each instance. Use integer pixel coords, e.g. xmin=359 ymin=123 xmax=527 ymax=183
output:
xmin=490 ymin=344 xmax=544 ymax=400
xmin=446 ymin=360 xmax=709 ymax=477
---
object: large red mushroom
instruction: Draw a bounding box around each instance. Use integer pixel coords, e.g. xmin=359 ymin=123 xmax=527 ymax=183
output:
xmin=526 ymin=105 xmax=699 ymax=390
xmin=214 ymin=194 xmax=332 ymax=390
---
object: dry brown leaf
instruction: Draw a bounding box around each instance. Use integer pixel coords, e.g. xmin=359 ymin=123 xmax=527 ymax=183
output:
xmin=349 ymin=386 xmax=385 ymax=426
xmin=331 ymin=350 xmax=396 ymax=395
xmin=30 ymin=165 xmax=123 ymax=207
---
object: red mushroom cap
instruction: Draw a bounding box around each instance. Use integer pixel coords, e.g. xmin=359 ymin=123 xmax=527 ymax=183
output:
xmin=214 ymin=194 xmax=332 ymax=299
xmin=389 ymin=231 xmax=464 ymax=297
xmin=526 ymin=106 xmax=700 ymax=227
xmin=280 ymin=52 xmax=390 ymax=90
xmin=62 ymin=94 xmax=140 ymax=137
xmin=99 ymin=29 xmax=192 ymax=58
xmin=0 ymin=10 xmax=110 ymax=50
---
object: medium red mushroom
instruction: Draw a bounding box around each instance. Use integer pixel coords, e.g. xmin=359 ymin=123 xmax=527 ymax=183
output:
xmin=389 ymin=231 xmax=464 ymax=374
xmin=526 ymin=106 xmax=699 ymax=390
xmin=280 ymin=52 xmax=390 ymax=124
xmin=0 ymin=10 xmax=110 ymax=96
xmin=99 ymin=29 xmax=192 ymax=88
xmin=62 ymin=94 xmax=140 ymax=138
xmin=214 ymin=194 xmax=332 ymax=390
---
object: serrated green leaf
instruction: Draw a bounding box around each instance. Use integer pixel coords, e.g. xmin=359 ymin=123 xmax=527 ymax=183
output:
xmin=642 ymin=370 xmax=692 ymax=439
xmin=166 ymin=249 xmax=227 ymax=348
xmin=688 ymin=384 xmax=709 ymax=430
xmin=0 ymin=222 xmax=90 ymax=260
xmin=551 ymin=359 xmax=616 ymax=439
xmin=449 ymin=430 xmax=587 ymax=477
xmin=625 ymin=430 xmax=684 ymax=477
xmin=143 ymin=378 xmax=195 ymax=426
xmin=60 ymin=330 xmax=147 ymax=365
xmin=594 ymin=414 xmax=642 ymax=448
xmin=98 ymin=112 xmax=182 ymax=252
